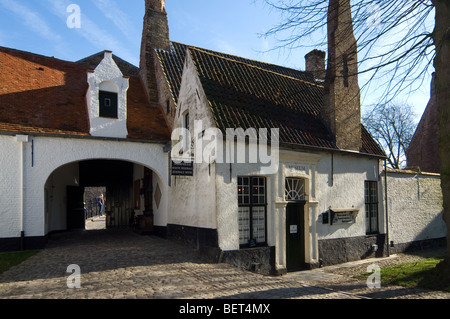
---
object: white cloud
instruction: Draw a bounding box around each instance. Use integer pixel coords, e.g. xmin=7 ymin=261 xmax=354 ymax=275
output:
xmin=0 ymin=0 xmax=62 ymax=41
xmin=92 ymin=0 xmax=140 ymax=45
xmin=44 ymin=0 xmax=138 ymax=65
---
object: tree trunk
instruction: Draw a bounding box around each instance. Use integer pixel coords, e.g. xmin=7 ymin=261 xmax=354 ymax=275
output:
xmin=433 ymin=0 xmax=450 ymax=270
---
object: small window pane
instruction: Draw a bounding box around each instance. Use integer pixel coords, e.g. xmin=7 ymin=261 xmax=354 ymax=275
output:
xmin=99 ymin=91 xmax=118 ymax=118
xmin=365 ymin=181 xmax=378 ymax=233
xmin=285 ymin=178 xmax=305 ymax=201
xmin=239 ymin=207 xmax=250 ymax=245
xmin=237 ymin=176 xmax=267 ymax=246
xmin=238 ymin=177 xmax=250 ymax=205
xmin=252 ymin=206 xmax=266 ymax=243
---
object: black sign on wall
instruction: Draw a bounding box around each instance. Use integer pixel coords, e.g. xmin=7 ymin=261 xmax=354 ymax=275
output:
xmin=171 ymin=161 xmax=194 ymax=176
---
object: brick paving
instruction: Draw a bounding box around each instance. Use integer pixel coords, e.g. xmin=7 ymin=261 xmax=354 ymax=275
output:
xmin=0 ymin=226 xmax=448 ymax=300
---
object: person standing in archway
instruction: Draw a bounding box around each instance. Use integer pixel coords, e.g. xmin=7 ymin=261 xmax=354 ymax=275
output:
xmin=98 ymin=194 xmax=105 ymax=216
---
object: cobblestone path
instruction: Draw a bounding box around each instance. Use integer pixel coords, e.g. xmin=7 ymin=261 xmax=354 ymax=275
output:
xmin=0 ymin=229 xmax=360 ymax=300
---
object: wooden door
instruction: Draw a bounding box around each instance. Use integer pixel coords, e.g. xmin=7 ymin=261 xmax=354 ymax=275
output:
xmin=286 ymin=202 xmax=305 ymax=272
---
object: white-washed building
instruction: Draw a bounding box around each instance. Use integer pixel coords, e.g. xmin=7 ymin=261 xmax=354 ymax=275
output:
xmin=0 ymin=47 xmax=171 ymax=251
xmin=147 ymin=0 xmax=388 ymax=274
xmin=0 ymin=0 xmax=445 ymax=275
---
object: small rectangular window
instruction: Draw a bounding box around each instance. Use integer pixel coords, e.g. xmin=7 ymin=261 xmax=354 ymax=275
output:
xmin=365 ymin=181 xmax=378 ymax=234
xmin=184 ymin=113 xmax=190 ymax=131
xmin=99 ymin=91 xmax=118 ymax=118
xmin=238 ymin=176 xmax=267 ymax=247
xmin=183 ymin=112 xmax=190 ymax=151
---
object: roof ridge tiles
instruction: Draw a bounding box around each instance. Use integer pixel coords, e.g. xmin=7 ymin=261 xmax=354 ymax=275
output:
xmin=187 ymin=46 xmax=324 ymax=89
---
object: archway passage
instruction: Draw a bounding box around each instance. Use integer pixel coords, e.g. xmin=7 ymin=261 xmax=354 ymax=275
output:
xmin=46 ymin=159 xmax=157 ymax=234
xmin=82 ymin=186 xmax=107 ymax=231
xmin=79 ymin=160 xmax=134 ymax=229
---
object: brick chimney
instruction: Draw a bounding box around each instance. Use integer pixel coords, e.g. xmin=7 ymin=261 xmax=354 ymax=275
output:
xmin=140 ymin=0 xmax=170 ymax=103
xmin=305 ymin=49 xmax=326 ymax=81
xmin=323 ymin=0 xmax=361 ymax=151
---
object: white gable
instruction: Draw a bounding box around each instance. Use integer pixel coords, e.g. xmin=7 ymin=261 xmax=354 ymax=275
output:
xmin=86 ymin=51 xmax=129 ymax=138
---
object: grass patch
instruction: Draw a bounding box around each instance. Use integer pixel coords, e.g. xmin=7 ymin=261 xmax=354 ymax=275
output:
xmin=0 ymin=250 xmax=39 ymax=275
xmin=358 ymin=257 xmax=450 ymax=292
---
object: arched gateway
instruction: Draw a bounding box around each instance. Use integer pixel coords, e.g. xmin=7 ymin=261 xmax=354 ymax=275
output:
xmin=25 ymin=135 xmax=170 ymax=249
xmin=0 ymin=46 xmax=171 ymax=252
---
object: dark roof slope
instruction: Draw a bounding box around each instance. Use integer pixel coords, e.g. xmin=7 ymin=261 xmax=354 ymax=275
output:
xmin=155 ymin=42 xmax=317 ymax=105
xmin=77 ymin=51 xmax=140 ymax=77
xmin=189 ymin=47 xmax=337 ymax=150
xmin=156 ymin=42 xmax=385 ymax=156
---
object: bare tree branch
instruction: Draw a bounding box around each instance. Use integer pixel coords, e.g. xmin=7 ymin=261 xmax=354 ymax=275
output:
xmin=260 ymin=0 xmax=435 ymax=104
xmin=363 ymin=103 xmax=417 ymax=168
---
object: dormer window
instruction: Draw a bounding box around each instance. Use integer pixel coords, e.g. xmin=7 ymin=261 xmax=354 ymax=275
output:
xmin=86 ymin=51 xmax=129 ymax=138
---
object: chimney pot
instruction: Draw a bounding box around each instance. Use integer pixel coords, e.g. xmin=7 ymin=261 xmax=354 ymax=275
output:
xmin=147 ymin=0 xmax=165 ymax=12
xmin=305 ymin=49 xmax=326 ymax=81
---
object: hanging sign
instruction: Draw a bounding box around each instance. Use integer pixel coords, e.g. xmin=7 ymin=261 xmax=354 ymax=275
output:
xmin=171 ymin=160 xmax=194 ymax=176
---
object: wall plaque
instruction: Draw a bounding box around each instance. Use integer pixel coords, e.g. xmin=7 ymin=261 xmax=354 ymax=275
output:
xmin=330 ymin=209 xmax=358 ymax=225
xmin=171 ymin=161 xmax=194 ymax=176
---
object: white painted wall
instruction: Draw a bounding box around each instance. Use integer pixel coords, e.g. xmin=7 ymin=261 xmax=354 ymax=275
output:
xmin=215 ymin=147 xmax=383 ymax=270
xmin=87 ymin=51 xmax=129 ymax=139
xmin=0 ymin=133 xmax=168 ymax=239
xmin=168 ymin=50 xmax=217 ymax=229
xmin=44 ymin=162 xmax=79 ymax=233
xmin=0 ymin=135 xmax=22 ymax=238
xmin=215 ymin=159 xmax=274 ymax=251
xmin=316 ymin=152 xmax=382 ymax=240
xmin=384 ymin=170 xmax=445 ymax=245
xmin=169 ymin=49 xmax=386 ymax=272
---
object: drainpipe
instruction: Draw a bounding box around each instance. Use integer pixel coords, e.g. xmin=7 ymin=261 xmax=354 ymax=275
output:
xmin=384 ymin=159 xmax=390 ymax=257
xmin=16 ymin=135 xmax=28 ymax=250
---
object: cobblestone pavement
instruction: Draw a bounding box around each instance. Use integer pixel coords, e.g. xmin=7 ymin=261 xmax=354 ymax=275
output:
xmin=0 ymin=226 xmax=448 ymax=300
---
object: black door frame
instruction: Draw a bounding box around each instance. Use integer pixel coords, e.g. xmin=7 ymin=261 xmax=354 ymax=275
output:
xmin=286 ymin=201 xmax=306 ymax=272
xmin=67 ymin=186 xmax=86 ymax=230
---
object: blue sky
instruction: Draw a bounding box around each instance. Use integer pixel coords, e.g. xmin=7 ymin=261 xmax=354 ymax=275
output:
xmin=0 ymin=0 xmax=433 ymax=119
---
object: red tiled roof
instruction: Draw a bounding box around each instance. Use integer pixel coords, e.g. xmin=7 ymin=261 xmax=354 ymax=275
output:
xmin=126 ymin=76 xmax=171 ymax=141
xmin=0 ymin=122 xmax=89 ymax=136
xmin=0 ymin=47 xmax=90 ymax=134
xmin=0 ymin=46 xmax=170 ymax=142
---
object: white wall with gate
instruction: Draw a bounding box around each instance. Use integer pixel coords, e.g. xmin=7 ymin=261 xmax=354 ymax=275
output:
xmin=0 ymin=133 xmax=169 ymax=241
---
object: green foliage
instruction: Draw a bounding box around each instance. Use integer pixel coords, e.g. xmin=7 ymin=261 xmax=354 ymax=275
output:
xmin=359 ymin=257 xmax=450 ymax=292
xmin=0 ymin=250 xmax=39 ymax=275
